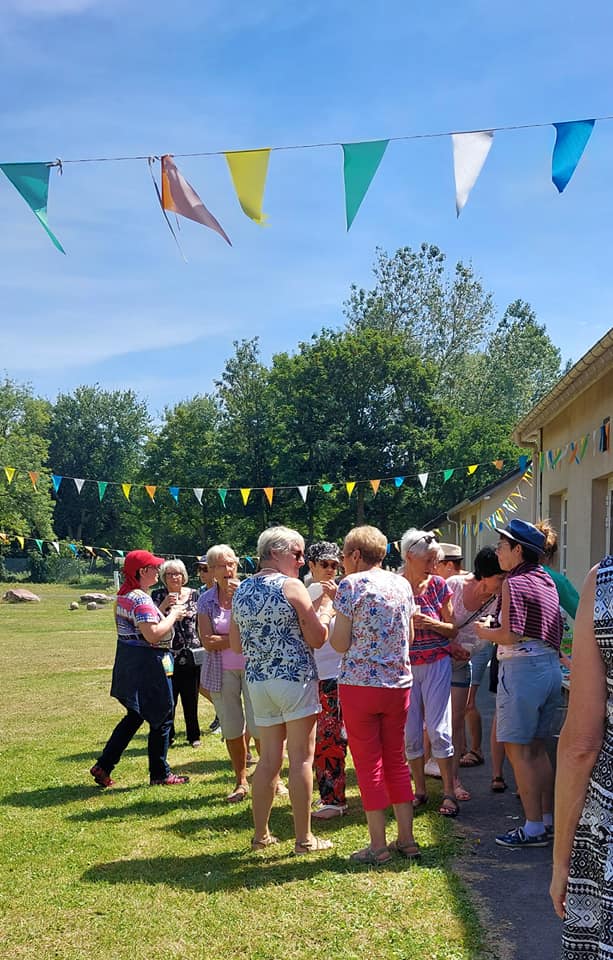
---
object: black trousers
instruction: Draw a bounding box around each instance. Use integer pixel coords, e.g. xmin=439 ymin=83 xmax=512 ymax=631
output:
xmin=170 ymin=661 xmax=201 ymax=743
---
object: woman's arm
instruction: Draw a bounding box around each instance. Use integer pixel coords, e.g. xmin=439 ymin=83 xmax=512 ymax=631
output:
xmin=329 ymin=611 xmax=352 ymax=653
xmin=474 ymin=580 xmax=523 ymax=646
xmin=138 ymin=603 xmax=185 ymax=646
xmin=198 ymin=611 xmax=230 ymax=651
xmin=283 ymin=578 xmax=328 ymax=649
xmin=413 ymin=597 xmax=458 ymax=638
xmin=229 ymin=617 xmax=243 ymax=655
xmin=550 ymin=565 xmax=606 ymax=919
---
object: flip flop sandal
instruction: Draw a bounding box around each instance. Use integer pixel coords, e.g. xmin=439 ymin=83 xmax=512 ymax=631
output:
xmin=226 ymin=784 xmax=249 ymax=803
xmin=349 ymin=845 xmax=393 ymax=865
xmin=454 ymin=784 xmax=471 ymax=802
xmin=388 ymin=839 xmax=421 ymax=860
xmin=294 ymin=835 xmax=334 ymax=855
xmin=251 ymin=834 xmax=279 ymax=851
xmin=412 ymin=793 xmax=429 ymax=809
xmin=459 ymin=750 xmax=484 ymax=768
xmin=439 ymin=794 xmax=460 ymax=818
xmin=491 ymin=777 xmax=508 ymax=793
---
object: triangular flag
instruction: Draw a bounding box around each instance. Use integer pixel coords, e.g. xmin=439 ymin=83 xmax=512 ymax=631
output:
xmin=17 ymin=535 xmax=25 ymax=550
xmin=28 ymin=471 xmax=39 ymax=489
xmin=552 ymin=120 xmax=595 ymax=193
xmin=68 ymin=543 xmax=78 ymax=555
xmin=225 ymin=149 xmax=270 ymax=224
xmin=0 ymin=162 xmax=65 ymax=252
xmin=193 ymin=487 xmax=204 ymax=505
xmin=244 ymin=555 xmax=255 ymax=570
xmin=394 ymin=477 xmax=404 ymax=488
xmin=467 ymin=465 xmax=478 ymax=475
xmin=518 ymin=455 xmax=529 ymax=472
xmin=121 ymin=483 xmax=132 ymax=501
xmin=169 ymin=486 xmax=179 ymax=503
xmin=451 ymin=131 xmax=493 ymax=216
xmin=74 ymin=478 xmax=85 ymax=494
xmin=145 ymin=485 xmax=157 ymax=502
xmin=443 ymin=468 xmax=454 ymax=482
xmin=321 ymin=483 xmax=333 ymax=493
xmin=116 ymin=549 xmax=124 ymax=557
xmin=3 ymin=467 xmax=16 ymax=484
xmin=346 ymin=481 xmax=356 ymax=497
xmin=342 ymin=139 xmax=389 ymax=230
xmin=84 ymin=545 xmax=95 ymax=556
xmin=418 ymin=472 xmax=428 ymax=489
xmin=218 ymin=488 xmax=228 ymax=507
xmin=297 ymin=485 xmax=308 ymax=503
xmin=263 ymin=487 xmax=274 ymax=506
xmin=51 ymin=541 xmax=60 ymax=554
xmin=0 ymin=533 xmax=7 ymax=543
xmin=52 ymin=474 xmax=62 ymax=493
xmin=34 ymin=538 xmax=43 ymax=554
xmin=240 ymin=488 xmax=251 ymax=506
xmin=369 ymin=479 xmax=381 ymax=496
xmin=492 ymin=459 xmax=504 ymax=470
xmin=160 ymin=155 xmax=231 ymax=245
xmin=97 ymin=481 xmax=107 ymax=502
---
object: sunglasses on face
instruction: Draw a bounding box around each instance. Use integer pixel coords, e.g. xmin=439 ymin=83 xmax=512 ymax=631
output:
xmin=318 ymin=560 xmax=338 ymax=571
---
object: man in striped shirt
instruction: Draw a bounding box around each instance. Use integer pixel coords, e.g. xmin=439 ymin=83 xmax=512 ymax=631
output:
xmin=475 ymin=519 xmax=563 ymax=848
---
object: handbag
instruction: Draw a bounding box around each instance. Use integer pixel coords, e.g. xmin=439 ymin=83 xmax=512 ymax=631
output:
xmin=174 ymin=646 xmax=205 ymax=669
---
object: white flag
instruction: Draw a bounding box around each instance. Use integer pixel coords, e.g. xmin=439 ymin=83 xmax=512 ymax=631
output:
xmin=452 ymin=131 xmax=493 ymax=216
xmin=418 ymin=472 xmax=428 ymax=490
xmin=193 ymin=487 xmax=204 ymax=505
xmin=297 ymin=485 xmax=309 ymax=503
xmin=74 ymin=478 xmax=85 ymax=494
xmin=51 ymin=541 xmax=60 ymax=554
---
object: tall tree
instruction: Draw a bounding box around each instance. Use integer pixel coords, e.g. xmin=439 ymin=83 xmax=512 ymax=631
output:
xmin=48 ymin=385 xmax=151 ymax=547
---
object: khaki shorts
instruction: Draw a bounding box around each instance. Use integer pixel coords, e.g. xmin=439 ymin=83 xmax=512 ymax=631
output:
xmin=210 ymin=669 xmax=259 ymax=740
xmin=247 ymin=677 xmax=321 ymax=727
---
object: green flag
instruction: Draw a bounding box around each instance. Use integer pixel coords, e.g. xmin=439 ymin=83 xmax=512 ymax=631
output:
xmin=0 ymin=162 xmax=65 ymax=253
xmin=342 ymin=140 xmax=389 ymax=230
xmin=97 ymin=481 xmax=108 ymax=501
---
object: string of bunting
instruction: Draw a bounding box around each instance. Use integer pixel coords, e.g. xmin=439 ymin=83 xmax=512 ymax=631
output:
xmin=0 ymin=113 xmax=606 ymax=254
xmin=1 ymin=454 xmax=534 ymax=507
xmin=0 ymin=467 xmax=534 ymax=564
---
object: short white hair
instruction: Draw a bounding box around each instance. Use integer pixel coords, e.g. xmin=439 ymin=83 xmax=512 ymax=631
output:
xmin=205 ymin=544 xmax=239 ymax=568
xmin=400 ymin=528 xmax=444 ymax=562
xmin=159 ymin=558 xmax=188 ymax=585
xmin=257 ymin=526 xmax=304 ymax=562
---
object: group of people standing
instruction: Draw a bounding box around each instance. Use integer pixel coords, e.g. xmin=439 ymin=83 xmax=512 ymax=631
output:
xmin=88 ymin=518 xmax=613 ymax=954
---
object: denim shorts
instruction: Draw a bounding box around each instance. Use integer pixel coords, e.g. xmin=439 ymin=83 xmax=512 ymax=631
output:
xmin=470 ymin=642 xmax=494 ymax=687
xmin=247 ymin=676 xmax=321 ymax=727
xmin=496 ymin=652 xmax=562 ymax=744
xmin=451 ymin=661 xmax=472 ymax=688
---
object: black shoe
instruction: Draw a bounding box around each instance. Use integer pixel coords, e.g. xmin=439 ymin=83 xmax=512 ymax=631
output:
xmin=208 ymin=716 xmax=221 ymax=733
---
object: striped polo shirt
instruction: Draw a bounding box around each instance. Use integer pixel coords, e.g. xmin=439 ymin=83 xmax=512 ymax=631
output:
xmin=500 ymin=562 xmax=563 ymax=658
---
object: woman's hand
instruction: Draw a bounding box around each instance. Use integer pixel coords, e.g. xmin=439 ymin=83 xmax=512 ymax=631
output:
xmin=550 ymin=866 xmax=568 ymax=919
xmin=320 ymin=579 xmax=338 ymax=600
xmin=448 ymin=641 xmax=470 ymax=662
xmin=160 ymin=592 xmax=179 ymax=614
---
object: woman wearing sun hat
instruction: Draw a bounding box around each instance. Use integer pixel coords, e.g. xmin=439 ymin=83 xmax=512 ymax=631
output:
xmin=89 ymin=550 xmax=190 ymax=788
xmin=475 ymin=518 xmax=563 ymax=849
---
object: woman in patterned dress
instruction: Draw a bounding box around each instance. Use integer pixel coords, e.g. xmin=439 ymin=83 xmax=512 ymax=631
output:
xmin=551 ymin=555 xmax=613 ymax=958
xmin=230 ymin=526 xmax=334 ymax=854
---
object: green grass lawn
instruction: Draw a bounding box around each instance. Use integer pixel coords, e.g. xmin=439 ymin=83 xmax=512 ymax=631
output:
xmin=0 ymin=583 xmax=487 ymax=960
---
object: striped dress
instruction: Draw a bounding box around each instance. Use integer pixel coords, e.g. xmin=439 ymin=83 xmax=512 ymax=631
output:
xmin=563 ymin=555 xmax=613 ymax=959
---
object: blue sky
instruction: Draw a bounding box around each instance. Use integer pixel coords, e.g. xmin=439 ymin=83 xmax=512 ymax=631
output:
xmin=1 ymin=0 xmax=612 ymax=417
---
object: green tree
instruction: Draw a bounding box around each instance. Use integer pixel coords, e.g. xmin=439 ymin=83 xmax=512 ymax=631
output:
xmin=48 ymin=385 xmax=151 ymax=548
xmin=0 ymin=376 xmax=54 ymax=541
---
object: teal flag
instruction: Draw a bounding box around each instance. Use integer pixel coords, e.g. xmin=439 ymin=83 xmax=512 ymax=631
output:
xmin=51 ymin=474 xmax=62 ymax=493
xmin=97 ymin=481 xmax=108 ymax=502
xmin=217 ymin=488 xmax=228 ymax=507
xmin=0 ymin=162 xmax=65 ymax=252
xmin=552 ymin=120 xmax=595 ymax=193
xmin=169 ymin=486 xmax=179 ymax=503
xmin=35 ymin=538 xmax=44 ymax=554
xmin=342 ymin=140 xmax=389 ymax=230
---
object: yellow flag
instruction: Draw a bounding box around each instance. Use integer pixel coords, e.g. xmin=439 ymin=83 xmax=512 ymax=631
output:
xmin=17 ymin=535 xmax=25 ymax=550
xmin=145 ymin=485 xmax=157 ymax=502
xmin=369 ymin=479 xmax=381 ymax=495
xmin=225 ymin=149 xmax=270 ymax=224
xmin=263 ymin=487 xmax=274 ymax=506
xmin=467 ymin=464 xmax=478 ymax=475
xmin=346 ymin=481 xmax=356 ymax=497
xmin=121 ymin=483 xmax=132 ymax=501
xmin=241 ymin=488 xmax=251 ymax=506
xmin=4 ymin=466 xmax=16 ymax=484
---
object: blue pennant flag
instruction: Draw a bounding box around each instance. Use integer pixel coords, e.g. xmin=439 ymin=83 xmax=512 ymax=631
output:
xmin=169 ymin=486 xmax=179 ymax=503
xmin=552 ymin=120 xmax=595 ymax=193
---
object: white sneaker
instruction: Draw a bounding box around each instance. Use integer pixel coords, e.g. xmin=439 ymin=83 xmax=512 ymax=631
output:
xmin=312 ymin=803 xmax=348 ymax=820
xmin=424 ymin=758 xmax=441 ymax=778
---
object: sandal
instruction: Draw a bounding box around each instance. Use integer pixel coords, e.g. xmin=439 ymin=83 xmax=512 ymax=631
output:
xmin=251 ymin=834 xmax=279 ymax=851
xmin=439 ymin=794 xmax=460 ymax=818
xmin=491 ymin=777 xmax=508 ymax=793
xmin=226 ymin=783 xmax=249 ymax=803
xmin=412 ymin=793 xmax=428 ymax=809
xmin=388 ymin=839 xmax=421 ymax=860
xmin=349 ymin=845 xmax=392 ymax=865
xmin=294 ymin=835 xmax=333 ymax=855
xmin=454 ymin=782 xmax=471 ymax=802
xmin=459 ymin=749 xmax=484 ymax=768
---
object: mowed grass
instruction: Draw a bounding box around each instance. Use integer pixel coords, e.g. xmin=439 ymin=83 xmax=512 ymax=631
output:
xmin=0 ymin=583 xmax=487 ymax=960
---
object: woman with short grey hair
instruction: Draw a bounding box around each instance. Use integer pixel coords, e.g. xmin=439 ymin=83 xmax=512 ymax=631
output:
xmin=152 ymin=558 xmax=202 ymax=747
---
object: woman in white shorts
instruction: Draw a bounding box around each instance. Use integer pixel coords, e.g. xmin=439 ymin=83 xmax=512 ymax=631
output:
xmin=230 ymin=526 xmax=335 ymax=855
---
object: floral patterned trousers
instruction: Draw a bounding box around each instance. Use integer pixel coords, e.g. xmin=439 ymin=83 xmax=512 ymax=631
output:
xmin=314 ymin=679 xmax=348 ymax=806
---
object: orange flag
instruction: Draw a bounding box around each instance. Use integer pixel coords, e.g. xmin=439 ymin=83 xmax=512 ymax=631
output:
xmin=263 ymin=487 xmax=274 ymax=506
xmin=369 ymin=479 xmax=381 ymax=495
xmin=145 ymin=485 xmax=157 ymax=502
xmin=492 ymin=459 xmax=504 ymax=470
xmin=28 ymin=471 xmax=39 ymax=489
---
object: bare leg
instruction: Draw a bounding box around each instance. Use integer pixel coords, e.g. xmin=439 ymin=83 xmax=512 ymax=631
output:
xmin=465 ymin=685 xmax=482 ymax=754
xmin=436 ymin=755 xmax=455 ymax=802
xmin=251 ymin=723 xmax=284 ymax=843
xmin=411 ymin=756 xmax=426 ymax=798
xmin=285 ymin=714 xmax=318 ymax=845
xmin=393 ymin=801 xmax=416 ymax=847
xmin=225 ymin=735 xmax=248 ymax=791
xmin=364 ymin=808 xmax=387 ymax=850
xmin=451 ymin=685 xmax=470 ymax=800
xmin=504 ymin=740 xmax=551 ymax=823
xmin=491 ymin=714 xmax=506 ymax=781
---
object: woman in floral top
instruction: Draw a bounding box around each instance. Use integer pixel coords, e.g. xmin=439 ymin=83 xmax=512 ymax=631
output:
xmin=331 ymin=525 xmax=419 ymax=865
